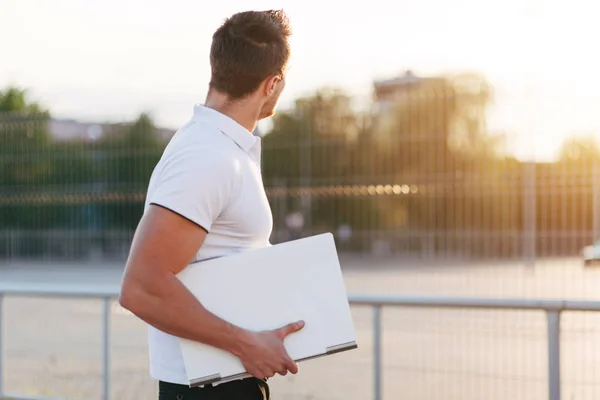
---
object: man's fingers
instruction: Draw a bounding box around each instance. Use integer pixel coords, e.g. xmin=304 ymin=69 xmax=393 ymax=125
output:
xmin=258 ymin=367 xmax=273 ymax=379
xmin=283 ymin=356 xmax=298 ymax=374
xmin=276 ymin=320 xmax=305 ymax=339
xmin=249 ymin=367 xmax=266 ymax=381
xmin=277 ymin=367 xmax=288 ymax=376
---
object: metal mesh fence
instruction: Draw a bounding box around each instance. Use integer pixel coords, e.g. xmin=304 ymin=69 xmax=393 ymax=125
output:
xmin=2 ymin=79 xmax=600 ymax=400
xmin=1 ymin=81 xmax=598 ymax=263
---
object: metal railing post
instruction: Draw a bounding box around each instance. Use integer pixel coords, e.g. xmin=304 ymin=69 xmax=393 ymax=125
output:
xmin=102 ymin=297 xmax=111 ymax=400
xmin=0 ymin=295 xmax=4 ymax=398
xmin=373 ymin=305 xmax=382 ymax=400
xmin=547 ymin=310 xmax=561 ymax=400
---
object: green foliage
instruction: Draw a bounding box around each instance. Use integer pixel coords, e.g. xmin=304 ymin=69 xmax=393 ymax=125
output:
xmin=0 ymin=87 xmax=47 ymax=113
xmin=0 ymin=90 xmax=165 ymax=236
xmin=2 ymin=75 xmax=599 ymax=258
xmin=0 ymin=87 xmax=52 ymax=187
xmin=262 ymin=74 xmax=505 ymax=242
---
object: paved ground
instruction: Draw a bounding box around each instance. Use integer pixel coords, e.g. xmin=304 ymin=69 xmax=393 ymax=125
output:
xmin=3 ymin=256 xmax=600 ymax=399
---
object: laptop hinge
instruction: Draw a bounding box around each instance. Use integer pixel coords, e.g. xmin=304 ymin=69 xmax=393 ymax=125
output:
xmin=189 ymin=373 xmax=221 ymax=388
xmin=326 ymin=340 xmax=358 ymax=355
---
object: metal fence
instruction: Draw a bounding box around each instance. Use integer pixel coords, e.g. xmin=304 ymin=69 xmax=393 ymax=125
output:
xmin=2 ymin=81 xmax=600 ymax=263
xmin=2 ymin=79 xmax=600 ymax=399
xmin=1 ymin=284 xmax=600 ymax=400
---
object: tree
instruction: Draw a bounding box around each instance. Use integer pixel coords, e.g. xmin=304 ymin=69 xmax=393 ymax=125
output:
xmin=543 ymin=134 xmax=600 ymax=236
xmin=261 ymin=72 xmax=510 ymax=252
xmin=0 ymin=86 xmax=54 ymax=230
xmin=94 ymin=113 xmax=166 ymax=230
xmin=0 ymin=86 xmax=51 ymax=156
xmin=558 ymin=135 xmax=600 ymax=164
xmin=368 ymin=72 xmax=496 ymax=177
xmin=263 ymin=88 xmax=363 ymax=186
xmin=262 ymin=88 xmax=380 ymax=246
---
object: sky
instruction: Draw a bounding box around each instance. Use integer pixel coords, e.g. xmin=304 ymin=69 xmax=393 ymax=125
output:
xmin=1 ymin=0 xmax=599 ymax=161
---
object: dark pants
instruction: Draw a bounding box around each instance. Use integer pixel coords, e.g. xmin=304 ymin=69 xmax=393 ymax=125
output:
xmin=159 ymin=378 xmax=270 ymax=400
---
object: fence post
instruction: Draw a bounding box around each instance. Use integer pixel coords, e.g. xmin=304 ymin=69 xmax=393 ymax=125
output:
xmin=102 ymin=298 xmax=111 ymax=400
xmin=373 ymin=305 xmax=382 ymax=400
xmin=8 ymin=230 xmax=13 ymax=261
xmin=299 ymin=120 xmax=313 ymax=238
xmin=593 ymin=162 xmax=600 ymax=242
xmin=547 ymin=310 xmax=561 ymax=400
xmin=523 ymin=161 xmax=537 ymax=266
xmin=0 ymin=295 xmax=4 ymax=398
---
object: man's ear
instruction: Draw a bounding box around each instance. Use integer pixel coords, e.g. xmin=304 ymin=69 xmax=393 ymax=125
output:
xmin=263 ymin=75 xmax=281 ymax=96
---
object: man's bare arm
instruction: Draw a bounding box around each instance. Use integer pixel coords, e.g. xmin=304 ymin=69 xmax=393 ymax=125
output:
xmin=119 ymin=204 xmax=304 ymax=379
xmin=118 ymin=204 xmax=250 ymax=357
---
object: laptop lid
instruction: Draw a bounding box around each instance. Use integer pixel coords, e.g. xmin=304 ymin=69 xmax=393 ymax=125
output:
xmin=176 ymin=233 xmax=357 ymax=387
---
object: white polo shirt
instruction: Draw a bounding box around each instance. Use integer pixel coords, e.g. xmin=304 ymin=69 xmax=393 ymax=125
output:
xmin=143 ymin=105 xmax=273 ymax=385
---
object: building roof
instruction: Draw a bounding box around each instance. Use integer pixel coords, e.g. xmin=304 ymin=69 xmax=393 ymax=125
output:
xmin=49 ymin=118 xmax=175 ymax=142
xmin=373 ymin=70 xmax=422 ymax=88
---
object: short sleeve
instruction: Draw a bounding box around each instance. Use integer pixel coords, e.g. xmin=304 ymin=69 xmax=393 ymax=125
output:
xmin=148 ymin=148 xmax=237 ymax=232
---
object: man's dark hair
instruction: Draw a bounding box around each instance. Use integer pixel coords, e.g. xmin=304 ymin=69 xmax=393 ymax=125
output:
xmin=209 ymin=9 xmax=291 ymax=99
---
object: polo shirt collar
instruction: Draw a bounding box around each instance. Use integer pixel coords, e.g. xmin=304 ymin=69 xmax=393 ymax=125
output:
xmin=192 ymin=104 xmax=257 ymax=153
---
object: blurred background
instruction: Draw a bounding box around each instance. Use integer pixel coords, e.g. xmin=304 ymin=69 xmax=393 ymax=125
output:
xmin=1 ymin=0 xmax=600 ymax=399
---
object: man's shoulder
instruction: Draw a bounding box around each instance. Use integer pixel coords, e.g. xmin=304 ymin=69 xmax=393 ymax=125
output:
xmin=159 ymin=128 xmax=240 ymax=179
xmin=168 ymin=119 xmax=239 ymax=156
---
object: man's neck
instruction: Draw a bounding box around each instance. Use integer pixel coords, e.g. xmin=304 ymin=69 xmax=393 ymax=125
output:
xmin=204 ymin=91 xmax=260 ymax=134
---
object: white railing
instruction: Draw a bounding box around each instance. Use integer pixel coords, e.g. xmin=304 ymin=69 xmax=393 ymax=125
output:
xmin=2 ymin=284 xmax=600 ymax=400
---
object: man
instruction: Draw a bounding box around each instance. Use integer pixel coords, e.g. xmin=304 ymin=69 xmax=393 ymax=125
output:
xmin=118 ymin=9 xmax=303 ymax=400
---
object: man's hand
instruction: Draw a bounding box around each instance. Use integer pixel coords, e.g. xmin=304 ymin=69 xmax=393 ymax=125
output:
xmin=237 ymin=320 xmax=305 ymax=380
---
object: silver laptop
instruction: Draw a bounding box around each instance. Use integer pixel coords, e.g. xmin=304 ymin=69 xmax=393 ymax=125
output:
xmin=176 ymin=233 xmax=358 ymax=387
